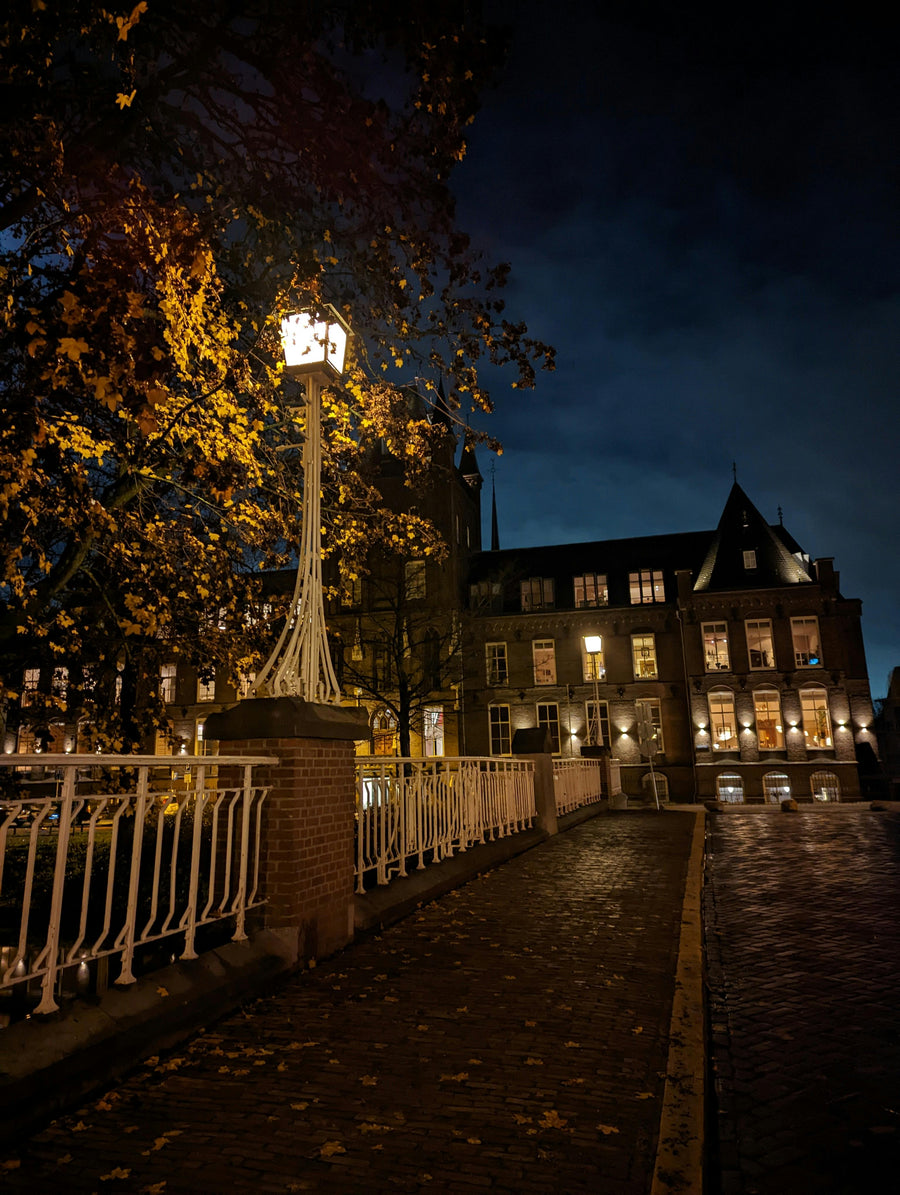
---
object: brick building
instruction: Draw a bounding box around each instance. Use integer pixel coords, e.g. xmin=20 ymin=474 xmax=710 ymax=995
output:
xmin=463 ymin=482 xmax=877 ymax=803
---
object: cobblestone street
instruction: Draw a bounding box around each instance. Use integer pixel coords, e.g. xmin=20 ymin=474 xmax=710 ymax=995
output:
xmin=0 ymin=814 xmax=695 ymax=1194
xmin=705 ymin=808 xmax=900 ymax=1195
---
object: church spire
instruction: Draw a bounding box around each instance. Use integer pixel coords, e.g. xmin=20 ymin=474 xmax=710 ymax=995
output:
xmin=490 ymin=466 xmax=500 ymax=551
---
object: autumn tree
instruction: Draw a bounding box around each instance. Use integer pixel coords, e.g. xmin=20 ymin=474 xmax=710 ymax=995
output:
xmin=0 ymin=0 xmax=553 ymax=749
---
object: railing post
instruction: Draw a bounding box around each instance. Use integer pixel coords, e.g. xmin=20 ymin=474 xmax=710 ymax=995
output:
xmin=205 ymin=698 xmax=368 ymax=965
xmin=33 ymin=765 xmax=77 ymax=1014
xmin=116 ymin=765 xmax=149 ymax=984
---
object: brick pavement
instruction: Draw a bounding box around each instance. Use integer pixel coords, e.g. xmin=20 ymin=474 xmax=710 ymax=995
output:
xmin=0 ymin=812 xmax=695 ymax=1194
xmin=705 ymin=809 xmax=900 ymax=1195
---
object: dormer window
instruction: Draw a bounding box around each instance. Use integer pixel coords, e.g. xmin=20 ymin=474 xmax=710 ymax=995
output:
xmin=521 ymin=577 xmax=555 ymax=612
xmin=742 ymin=549 xmax=757 ymax=570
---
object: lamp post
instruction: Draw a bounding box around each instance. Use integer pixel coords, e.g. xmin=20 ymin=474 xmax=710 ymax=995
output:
xmin=252 ymin=305 xmax=350 ymax=704
xmin=584 ymin=635 xmax=603 ymax=746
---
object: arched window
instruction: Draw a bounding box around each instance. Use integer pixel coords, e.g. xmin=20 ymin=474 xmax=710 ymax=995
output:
xmin=799 ymin=686 xmax=833 ymax=749
xmin=372 ymin=708 xmax=398 ymax=756
xmin=763 ymin=772 xmax=791 ymax=804
xmin=642 ymin=772 xmax=669 ymax=802
xmin=811 ymin=771 xmax=840 ymax=802
xmin=716 ymin=773 xmax=743 ymax=803
xmin=708 ymin=690 xmax=737 ymax=750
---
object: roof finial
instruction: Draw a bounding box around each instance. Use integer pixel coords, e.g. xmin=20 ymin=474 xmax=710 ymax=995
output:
xmin=490 ymin=462 xmax=500 ymax=552
xmin=777 ymin=505 xmax=784 ymax=526
xmin=732 ymin=460 xmax=737 ymax=483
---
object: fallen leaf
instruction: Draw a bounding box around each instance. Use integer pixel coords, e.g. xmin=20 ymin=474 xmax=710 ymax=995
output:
xmin=525 ymin=1057 xmax=543 ymax=1066
xmin=439 ymin=1072 xmax=469 ymax=1082
xmin=525 ymin=1019 xmax=537 ymax=1027
xmin=467 ymin=1137 xmax=481 ymax=1145
xmin=416 ymin=1024 xmax=429 ymax=1031
xmin=290 ymin=1102 xmax=309 ymax=1111
xmin=57 ymin=1155 xmax=73 ymax=1165
xmin=633 ymin=1026 xmax=643 ymax=1035
xmin=635 ymin=1092 xmax=654 ymax=1100
xmin=564 ymin=1041 xmax=581 ymax=1049
xmin=1 ymin=1160 xmax=21 ymax=1170
xmin=156 ymin=986 xmax=169 ymax=997
xmin=513 ymin=1114 xmax=533 ymax=1125
xmin=597 ymin=1124 xmax=620 ymax=1136
xmin=100 ymin=1167 xmax=131 ymax=1181
xmin=539 ymin=1110 xmax=568 ymax=1130
xmin=360 ymin=1075 xmax=378 ymax=1086
xmin=142 ymin=1184 xmax=167 ymax=1194
xmin=71 ymin=1121 xmax=88 ymax=1132
xmin=319 ymin=1141 xmax=346 ymax=1159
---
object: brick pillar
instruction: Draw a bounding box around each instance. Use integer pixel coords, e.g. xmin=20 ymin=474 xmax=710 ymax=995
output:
xmin=515 ymin=752 xmax=558 ymax=837
xmin=206 ymin=698 xmax=368 ymax=966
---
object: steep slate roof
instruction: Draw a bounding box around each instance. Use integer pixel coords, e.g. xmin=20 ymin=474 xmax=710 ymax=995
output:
xmin=466 ymin=483 xmax=814 ymax=611
xmin=693 ymin=483 xmax=812 ymax=592
xmin=458 ymin=436 xmax=483 ymax=486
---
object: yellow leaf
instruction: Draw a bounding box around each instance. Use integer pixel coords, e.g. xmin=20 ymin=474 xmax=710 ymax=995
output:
xmin=319 ymin=1141 xmax=346 ymax=1159
xmin=597 ymin=1124 xmax=620 ymax=1135
xmin=1 ymin=1160 xmax=21 ymax=1170
xmin=58 ymin=337 xmax=89 ymax=361
xmin=100 ymin=1168 xmax=131 ymax=1181
xmin=157 ymin=986 xmax=169 ymax=997
xmin=539 ymin=1110 xmax=568 ymax=1130
xmin=116 ymin=90 xmax=137 ymax=109
xmin=634 ymin=1092 xmax=654 ymax=1100
xmin=439 ymin=1072 xmax=469 ymax=1082
xmin=360 ymin=1075 xmax=378 ymax=1086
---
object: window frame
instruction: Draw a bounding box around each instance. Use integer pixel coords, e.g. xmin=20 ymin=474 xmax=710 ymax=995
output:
xmin=489 ymin=704 xmax=511 ymax=756
xmin=745 ymin=618 xmax=776 ymax=670
xmin=791 ymin=616 xmax=822 ymax=668
xmin=159 ymin=663 xmax=177 ymax=705
xmin=536 ymin=701 xmax=561 ymax=754
xmin=404 ymin=560 xmax=426 ymax=601
xmin=423 ymin=705 xmax=444 ymax=757
xmin=811 ymin=771 xmax=840 ymax=802
xmin=752 ymin=689 xmax=784 ymax=750
xmin=635 ymin=697 xmax=664 ymax=753
xmin=702 ymin=621 xmax=731 ymax=672
xmin=629 ymin=568 xmax=665 ymax=605
xmin=799 ymin=686 xmax=833 ymax=749
xmin=532 ymin=639 xmax=557 ymax=686
xmin=708 ymin=689 xmax=737 ymax=751
xmin=485 ymin=641 xmax=509 ymax=687
xmin=520 ymin=577 xmax=555 ymax=612
xmin=763 ymin=772 xmax=791 ymax=804
xmin=716 ymin=772 xmax=744 ymax=803
xmin=585 ymin=698 xmax=610 ymax=748
xmin=574 ymin=573 xmax=608 ymax=608
xmin=582 ymin=640 xmax=606 ymax=682
xmin=631 ymin=633 xmax=658 ymax=680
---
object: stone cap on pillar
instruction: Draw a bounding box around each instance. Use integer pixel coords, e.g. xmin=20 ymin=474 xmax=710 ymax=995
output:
xmin=511 ymin=726 xmax=552 ymax=754
xmin=204 ymin=697 xmax=370 ymax=743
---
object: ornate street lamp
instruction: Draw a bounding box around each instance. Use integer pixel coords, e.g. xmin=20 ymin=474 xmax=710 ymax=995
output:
xmin=584 ymin=634 xmax=603 ymax=746
xmin=252 ymin=306 xmax=351 ymax=704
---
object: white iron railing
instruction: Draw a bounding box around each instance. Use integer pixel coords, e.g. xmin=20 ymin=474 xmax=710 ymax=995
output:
xmin=0 ymin=754 xmax=274 ymax=1015
xmin=554 ymin=758 xmax=604 ymax=815
xmin=355 ymin=756 xmax=536 ymax=893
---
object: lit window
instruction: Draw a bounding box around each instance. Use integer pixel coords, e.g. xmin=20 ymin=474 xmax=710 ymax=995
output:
xmin=485 ymin=642 xmax=509 ymax=686
xmin=745 ymin=619 xmax=775 ymax=669
xmin=702 ymin=622 xmax=730 ymax=672
xmin=159 ymin=663 xmax=177 ymax=704
xmin=405 ymin=560 xmax=426 ymax=600
xmin=536 ymin=702 xmax=561 ymax=753
xmin=423 ymin=706 xmax=444 ymax=757
xmin=800 ymin=687 xmax=832 ymax=748
xmin=716 ymin=773 xmax=744 ymax=803
xmin=574 ymin=573 xmax=608 ymax=608
xmin=582 ymin=640 xmax=605 ymax=681
xmin=21 ymin=667 xmax=40 ymax=707
xmin=238 ymin=672 xmax=256 ymax=699
xmin=763 ymin=772 xmax=791 ymax=804
xmin=489 ymin=705 xmax=511 ymax=755
xmin=708 ymin=690 xmax=737 ymax=749
xmin=197 ymin=677 xmax=216 ymax=702
xmin=532 ymin=639 xmax=557 ymax=686
xmin=635 ymin=698 xmax=664 ymax=753
xmin=743 ymin=549 xmax=757 ymax=570
xmin=792 ymin=617 xmax=821 ymax=668
xmin=811 ymin=771 xmax=840 ymax=802
xmin=629 ymin=569 xmax=664 ymax=604
xmin=753 ymin=691 xmax=784 ymax=749
xmin=521 ymin=577 xmax=555 ymax=612
xmin=373 ymin=708 xmax=398 ymax=756
xmin=342 ymin=576 xmax=362 ymax=608
xmin=154 ymin=727 xmax=173 ymax=756
xmin=631 ymin=633 xmax=658 ymax=679
xmin=585 ymin=699 xmax=610 ymax=748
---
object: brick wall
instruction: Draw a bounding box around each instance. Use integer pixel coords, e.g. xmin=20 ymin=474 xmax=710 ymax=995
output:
xmin=223 ymin=736 xmax=357 ymax=964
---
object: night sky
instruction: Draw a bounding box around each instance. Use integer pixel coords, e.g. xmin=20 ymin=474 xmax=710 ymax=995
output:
xmin=452 ymin=2 xmax=899 ymax=695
